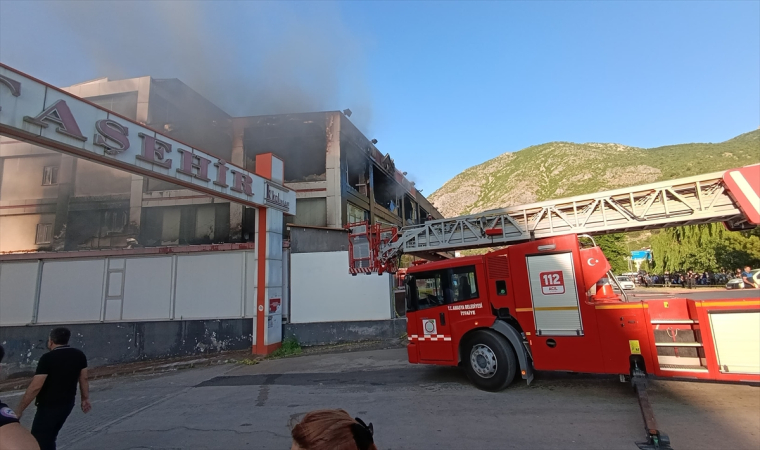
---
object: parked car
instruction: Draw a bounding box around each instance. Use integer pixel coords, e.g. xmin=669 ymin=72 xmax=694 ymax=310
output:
xmin=726 ymin=269 xmax=760 ymax=289
xmin=616 ymin=276 xmax=636 ymax=290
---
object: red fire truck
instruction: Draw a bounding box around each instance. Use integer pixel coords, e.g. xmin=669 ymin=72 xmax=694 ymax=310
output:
xmin=348 ymin=165 xmax=760 ymax=449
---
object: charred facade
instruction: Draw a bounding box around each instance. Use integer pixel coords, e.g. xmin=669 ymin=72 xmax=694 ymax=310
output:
xmin=0 ymin=76 xmax=442 ymax=254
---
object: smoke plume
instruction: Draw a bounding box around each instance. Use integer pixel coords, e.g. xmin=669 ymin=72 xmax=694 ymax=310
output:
xmin=9 ymin=1 xmax=374 ymax=131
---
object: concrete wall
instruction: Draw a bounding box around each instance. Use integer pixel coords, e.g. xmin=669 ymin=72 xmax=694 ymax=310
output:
xmin=290 ymin=251 xmax=392 ymax=323
xmin=0 ymin=250 xmax=257 ymax=327
xmin=284 ymin=318 xmax=406 ymax=346
xmin=0 ymin=153 xmax=61 ymax=202
xmin=0 ymin=213 xmax=56 ymax=252
xmin=0 ymin=319 xmax=252 ymax=380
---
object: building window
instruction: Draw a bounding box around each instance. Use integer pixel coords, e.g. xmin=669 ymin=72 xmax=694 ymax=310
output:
xmin=36 ymin=223 xmax=53 ymax=244
xmin=102 ymin=210 xmax=128 ymax=235
xmin=347 ymin=202 xmax=367 ymax=225
xmin=42 ymin=166 xmax=59 ymax=186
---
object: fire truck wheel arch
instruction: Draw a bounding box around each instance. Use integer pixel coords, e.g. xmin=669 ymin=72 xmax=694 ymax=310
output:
xmin=461 ymin=329 xmax=519 ymax=391
xmin=490 ymin=320 xmax=535 ymax=384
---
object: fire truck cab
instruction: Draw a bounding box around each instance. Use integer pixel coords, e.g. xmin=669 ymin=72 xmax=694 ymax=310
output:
xmin=404 ymin=234 xmax=633 ymax=390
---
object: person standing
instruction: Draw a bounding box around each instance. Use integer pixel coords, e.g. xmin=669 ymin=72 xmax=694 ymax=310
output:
xmin=0 ymin=345 xmax=41 ymax=450
xmin=16 ymin=328 xmax=91 ymax=450
xmin=686 ymin=269 xmax=696 ymax=289
xmin=741 ymin=266 xmax=756 ymax=289
xmin=663 ymin=271 xmax=671 ymax=288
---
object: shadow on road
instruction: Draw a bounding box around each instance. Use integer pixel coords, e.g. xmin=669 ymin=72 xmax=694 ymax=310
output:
xmin=196 ymin=365 xmax=470 ymax=388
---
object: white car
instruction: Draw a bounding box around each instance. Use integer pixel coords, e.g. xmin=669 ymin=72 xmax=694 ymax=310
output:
xmin=616 ymin=276 xmax=636 ymax=290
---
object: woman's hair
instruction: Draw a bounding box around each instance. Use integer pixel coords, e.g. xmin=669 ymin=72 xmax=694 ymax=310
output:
xmin=291 ymin=409 xmax=376 ymax=450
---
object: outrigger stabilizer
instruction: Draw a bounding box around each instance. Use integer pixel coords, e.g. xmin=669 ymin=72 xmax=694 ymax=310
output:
xmin=632 ymin=369 xmax=674 ymax=450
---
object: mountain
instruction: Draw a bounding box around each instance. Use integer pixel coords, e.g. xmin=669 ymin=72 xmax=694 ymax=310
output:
xmin=429 ymin=129 xmax=760 ymax=218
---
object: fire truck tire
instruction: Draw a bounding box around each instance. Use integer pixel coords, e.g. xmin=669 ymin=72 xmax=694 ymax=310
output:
xmin=462 ymin=330 xmax=517 ymax=391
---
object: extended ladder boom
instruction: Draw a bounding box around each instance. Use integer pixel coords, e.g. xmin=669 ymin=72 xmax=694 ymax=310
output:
xmin=348 ymin=165 xmax=759 ymax=274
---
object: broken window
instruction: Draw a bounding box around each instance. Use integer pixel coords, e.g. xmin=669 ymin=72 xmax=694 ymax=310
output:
xmin=372 ymin=165 xmax=401 ymax=216
xmin=65 ymin=208 xmax=129 ymax=250
xmin=243 ymin=113 xmax=327 ymax=183
xmin=344 ymin=139 xmax=370 ymax=197
xmin=148 ymin=82 xmax=232 ymax=161
xmin=140 ymin=203 xmax=231 ymax=247
xmin=403 ymin=195 xmax=418 ymax=226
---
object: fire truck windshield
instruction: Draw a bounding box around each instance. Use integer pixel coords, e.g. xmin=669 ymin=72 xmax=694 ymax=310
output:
xmin=406 ymin=265 xmax=479 ymax=312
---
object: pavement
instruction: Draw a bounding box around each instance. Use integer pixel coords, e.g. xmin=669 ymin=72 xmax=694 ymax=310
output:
xmin=2 ymin=347 xmax=758 ymax=450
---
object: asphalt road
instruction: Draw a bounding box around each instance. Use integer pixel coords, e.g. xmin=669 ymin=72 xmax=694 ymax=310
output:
xmin=3 ymin=347 xmax=758 ymax=450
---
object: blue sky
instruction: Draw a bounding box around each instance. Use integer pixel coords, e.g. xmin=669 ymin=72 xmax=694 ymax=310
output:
xmin=1 ymin=1 xmax=758 ymax=193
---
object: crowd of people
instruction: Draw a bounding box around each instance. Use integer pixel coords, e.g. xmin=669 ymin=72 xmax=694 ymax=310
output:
xmin=0 ymin=329 xmax=376 ymax=450
xmin=633 ymin=265 xmax=756 ymax=289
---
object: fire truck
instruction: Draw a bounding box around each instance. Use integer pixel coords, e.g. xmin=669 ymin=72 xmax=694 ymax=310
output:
xmin=347 ymin=165 xmax=760 ymax=449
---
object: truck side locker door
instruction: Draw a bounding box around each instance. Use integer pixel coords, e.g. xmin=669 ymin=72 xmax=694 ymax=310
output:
xmin=510 ymin=236 xmax=605 ymax=373
xmin=417 ymin=306 xmax=454 ymax=362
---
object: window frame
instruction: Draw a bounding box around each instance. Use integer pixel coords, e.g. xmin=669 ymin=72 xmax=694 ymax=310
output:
xmin=406 ymin=265 xmax=480 ymax=312
xmin=42 ymin=166 xmax=59 ymax=186
xmin=35 ymin=223 xmax=53 ymax=245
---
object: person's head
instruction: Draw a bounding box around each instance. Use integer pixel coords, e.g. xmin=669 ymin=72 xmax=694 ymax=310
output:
xmin=744 ymin=266 xmax=751 ymax=272
xmin=291 ymin=409 xmax=376 ymax=450
xmin=48 ymin=327 xmax=71 ymax=349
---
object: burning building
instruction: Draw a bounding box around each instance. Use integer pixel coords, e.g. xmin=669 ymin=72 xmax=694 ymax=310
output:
xmin=1 ymin=75 xmax=441 ymax=253
xmin=0 ymin=70 xmax=442 ymax=377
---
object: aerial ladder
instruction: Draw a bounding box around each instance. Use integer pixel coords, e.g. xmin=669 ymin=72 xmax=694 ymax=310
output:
xmin=348 ymin=165 xmax=760 ymax=275
xmin=347 ymin=164 xmax=759 ymax=450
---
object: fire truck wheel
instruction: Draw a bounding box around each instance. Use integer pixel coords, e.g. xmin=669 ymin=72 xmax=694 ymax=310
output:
xmin=463 ymin=330 xmax=517 ymax=391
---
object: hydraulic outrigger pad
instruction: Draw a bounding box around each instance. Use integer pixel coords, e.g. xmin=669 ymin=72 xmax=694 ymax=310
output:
xmin=631 ymin=369 xmax=674 ymax=450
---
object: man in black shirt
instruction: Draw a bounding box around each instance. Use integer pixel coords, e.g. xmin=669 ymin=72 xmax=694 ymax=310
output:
xmin=16 ymin=328 xmax=91 ymax=450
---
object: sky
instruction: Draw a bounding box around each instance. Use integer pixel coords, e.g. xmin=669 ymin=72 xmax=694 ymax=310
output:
xmin=1 ymin=1 xmax=758 ymax=193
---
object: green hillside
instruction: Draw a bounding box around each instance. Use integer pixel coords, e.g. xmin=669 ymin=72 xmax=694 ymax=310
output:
xmin=429 ymin=129 xmax=760 ymax=218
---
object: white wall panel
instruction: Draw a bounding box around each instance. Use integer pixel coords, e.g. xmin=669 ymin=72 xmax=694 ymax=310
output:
xmin=0 ymin=261 xmax=39 ymax=325
xmin=37 ymin=259 xmax=105 ymax=323
xmin=122 ymin=256 xmax=173 ymax=320
xmin=290 ymin=251 xmax=391 ymax=323
xmin=174 ymin=252 xmax=244 ymax=319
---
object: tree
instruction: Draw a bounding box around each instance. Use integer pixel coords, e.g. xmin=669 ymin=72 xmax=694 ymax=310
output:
xmin=651 ymin=224 xmax=760 ymax=272
xmin=595 ymin=233 xmax=629 ymax=274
